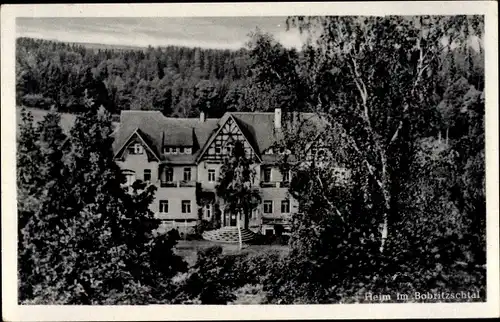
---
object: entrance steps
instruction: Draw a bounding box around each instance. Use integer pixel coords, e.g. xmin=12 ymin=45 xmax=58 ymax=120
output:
xmin=202 ymin=226 xmax=258 ymax=244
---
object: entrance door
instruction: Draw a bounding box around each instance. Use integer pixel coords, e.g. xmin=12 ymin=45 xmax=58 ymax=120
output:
xmin=224 ymin=211 xmax=237 ymax=227
xmin=230 ymin=213 xmax=237 ymax=226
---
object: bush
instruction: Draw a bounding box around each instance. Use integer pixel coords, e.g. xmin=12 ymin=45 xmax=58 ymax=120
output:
xmin=21 ymin=94 xmax=55 ymax=110
xmin=255 ymin=233 xmax=290 ymax=245
xmin=194 ymin=219 xmax=218 ymax=235
xmin=173 ymin=246 xmax=238 ymax=304
xmin=171 ymin=246 xmax=283 ymax=304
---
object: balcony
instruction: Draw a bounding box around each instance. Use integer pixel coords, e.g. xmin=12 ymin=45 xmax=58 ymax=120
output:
xmin=155 ymin=212 xmax=198 ymax=220
xmin=260 ymin=181 xmax=290 ymax=188
xmin=261 ymin=215 xmax=291 ymax=225
xmin=160 ymin=180 xmax=197 ymax=188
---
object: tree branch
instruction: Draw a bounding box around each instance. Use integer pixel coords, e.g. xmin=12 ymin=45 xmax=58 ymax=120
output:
xmin=315 ymin=173 xmax=344 ymax=222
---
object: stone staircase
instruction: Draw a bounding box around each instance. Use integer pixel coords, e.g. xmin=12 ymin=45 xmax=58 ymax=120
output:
xmin=202 ymin=226 xmax=258 ymax=244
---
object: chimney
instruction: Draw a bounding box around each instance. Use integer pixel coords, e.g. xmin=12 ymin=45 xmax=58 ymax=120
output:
xmin=274 ymin=108 xmax=282 ymax=129
xmin=200 ymin=111 xmax=206 ymax=122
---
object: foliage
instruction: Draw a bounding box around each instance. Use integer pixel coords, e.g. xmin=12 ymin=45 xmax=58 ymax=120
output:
xmin=16 ymin=16 xmax=486 ymax=305
xmin=172 ymin=246 xmax=238 ymax=304
xmin=255 ymin=15 xmax=486 ymax=303
xmin=194 ymin=219 xmax=219 ymax=235
xmin=172 ymin=246 xmax=282 ymax=304
xmin=17 ymin=95 xmax=187 ymax=304
xmin=16 ymin=37 xmax=250 ymax=117
xmin=215 ymin=141 xmax=261 ymax=229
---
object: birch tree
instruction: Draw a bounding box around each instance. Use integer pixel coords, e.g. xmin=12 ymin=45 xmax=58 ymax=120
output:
xmin=286 ymin=15 xmax=483 ymax=252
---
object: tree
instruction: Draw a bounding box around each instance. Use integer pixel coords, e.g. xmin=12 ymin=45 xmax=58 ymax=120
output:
xmin=245 ymin=30 xmax=308 ymax=113
xmin=286 ymin=15 xmax=483 ymax=252
xmin=17 ymin=108 xmax=44 ymax=226
xmin=192 ymin=79 xmax=218 ymax=116
xmin=257 ymin=15 xmax=486 ymax=303
xmin=215 ymin=141 xmax=261 ymax=249
xmin=17 ymin=107 xmax=46 ymax=300
xmin=19 ymin=96 xmax=186 ymax=304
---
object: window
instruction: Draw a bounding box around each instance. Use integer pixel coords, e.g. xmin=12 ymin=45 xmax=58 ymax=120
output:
xmin=215 ymin=147 xmax=221 ymax=154
xmin=281 ymin=200 xmax=290 ymax=214
xmin=124 ymin=171 xmax=135 ymax=186
xmin=279 ymin=148 xmax=291 ymax=155
xmin=133 ymin=143 xmax=143 ymax=154
xmin=263 ymin=168 xmax=271 ymax=182
xmin=172 ymin=147 xmax=178 ymax=155
xmin=205 ymin=205 xmax=212 ymax=218
xmin=208 ymin=169 xmax=216 ymax=182
xmin=183 ymin=168 xmax=191 ymax=181
xmin=165 ymin=168 xmax=174 ymax=182
xmin=182 ymin=200 xmax=191 ymax=213
xmin=185 ymin=147 xmax=192 ymax=154
xmin=282 ymin=170 xmax=290 ymax=183
xmin=226 ymin=144 xmax=233 ymax=155
xmin=179 ymin=147 xmax=185 ymax=154
xmin=164 ymin=147 xmax=171 ymax=154
xmin=143 ymin=169 xmax=151 ymax=182
xmin=159 ymin=200 xmax=169 ymax=213
xmin=264 ymin=200 xmax=273 ymax=214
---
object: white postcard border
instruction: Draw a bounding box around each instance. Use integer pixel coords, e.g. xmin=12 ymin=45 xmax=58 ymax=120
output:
xmin=2 ymin=2 xmax=498 ymax=320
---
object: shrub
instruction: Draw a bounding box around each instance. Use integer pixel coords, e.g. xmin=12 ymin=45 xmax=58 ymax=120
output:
xmin=21 ymin=94 xmax=55 ymax=110
xmin=173 ymin=246 xmax=238 ymax=304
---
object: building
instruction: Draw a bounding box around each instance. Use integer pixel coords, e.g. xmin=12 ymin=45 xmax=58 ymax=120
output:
xmin=112 ymin=108 xmax=326 ymax=236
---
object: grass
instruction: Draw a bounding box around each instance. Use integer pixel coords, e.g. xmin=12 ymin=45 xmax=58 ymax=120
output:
xmin=174 ymin=239 xmax=290 ymax=266
xmin=17 ymin=107 xmax=77 ymax=134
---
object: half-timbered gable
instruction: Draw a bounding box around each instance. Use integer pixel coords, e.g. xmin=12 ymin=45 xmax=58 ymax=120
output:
xmin=111 ymin=108 xmax=335 ymax=236
xmin=198 ymin=115 xmax=261 ymax=163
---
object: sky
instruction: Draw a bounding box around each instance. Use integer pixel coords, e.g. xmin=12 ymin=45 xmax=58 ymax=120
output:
xmin=16 ymin=17 xmax=307 ymax=50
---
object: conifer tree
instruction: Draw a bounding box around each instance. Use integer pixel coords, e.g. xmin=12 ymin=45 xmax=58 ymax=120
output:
xmin=17 ymin=107 xmax=45 ymax=301
xmin=19 ymin=95 xmax=186 ymax=304
xmin=215 ymin=141 xmax=261 ymax=249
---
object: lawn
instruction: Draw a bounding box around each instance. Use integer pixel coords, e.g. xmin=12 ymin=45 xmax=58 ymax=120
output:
xmin=174 ymin=239 xmax=290 ymax=266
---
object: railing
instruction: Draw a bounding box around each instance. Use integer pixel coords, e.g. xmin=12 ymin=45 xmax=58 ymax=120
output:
xmin=160 ymin=181 xmax=177 ymax=187
xmin=260 ymin=181 xmax=289 ymax=188
xmin=156 ymin=212 xmax=198 ymax=220
xmin=261 ymin=215 xmax=291 ymax=225
xmin=160 ymin=180 xmax=197 ymax=188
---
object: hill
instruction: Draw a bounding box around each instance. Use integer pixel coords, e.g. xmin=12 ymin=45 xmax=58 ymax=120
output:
xmin=17 ymin=107 xmax=118 ymax=135
xmin=16 ymin=37 xmax=251 ymax=118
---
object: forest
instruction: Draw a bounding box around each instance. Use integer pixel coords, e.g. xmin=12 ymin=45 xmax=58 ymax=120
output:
xmin=16 ymin=37 xmax=254 ymax=117
xmin=17 ymin=15 xmax=486 ymax=304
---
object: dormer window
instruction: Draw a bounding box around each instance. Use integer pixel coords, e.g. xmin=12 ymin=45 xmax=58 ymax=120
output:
xmin=164 ymin=146 xmax=192 ymax=155
xmin=133 ymin=143 xmax=143 ymax=154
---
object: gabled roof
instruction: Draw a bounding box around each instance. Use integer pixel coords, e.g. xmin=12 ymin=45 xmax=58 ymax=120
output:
xmin=112 ymin=110 xmax=326 ymax=164
xmin=114 ymin=127 xmax=161 ymax=161
xmin=195 ymin=114 xmax=263 ymax=163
